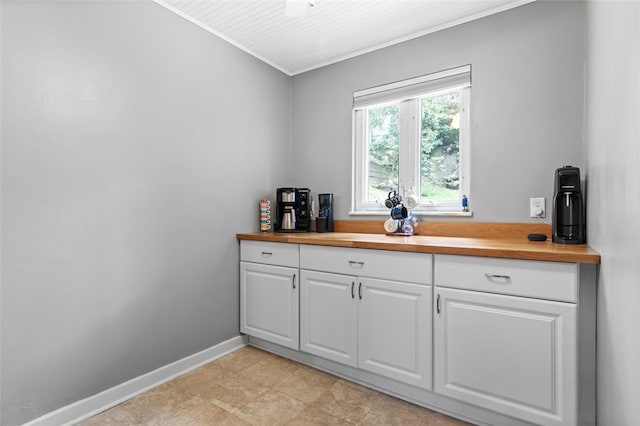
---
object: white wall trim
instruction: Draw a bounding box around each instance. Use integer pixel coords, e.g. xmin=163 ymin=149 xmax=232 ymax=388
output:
xmin=23 ymin=335 xmax=248 ymax=426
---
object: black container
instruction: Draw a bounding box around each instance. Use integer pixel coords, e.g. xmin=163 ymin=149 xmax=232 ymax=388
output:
xmin=316 ymin=193 xmax=334 ymax=232
xmin=552 ymin=166 xmax=586 ymax=244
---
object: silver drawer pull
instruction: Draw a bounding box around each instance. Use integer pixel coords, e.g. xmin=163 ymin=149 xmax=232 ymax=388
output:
xmin=348 ymin=260 xmax=365 ymax=267
xmin=485 ymin=273 xmax=511 ymax=281
xmin=260 ymin=251 xmax=273 ymax=256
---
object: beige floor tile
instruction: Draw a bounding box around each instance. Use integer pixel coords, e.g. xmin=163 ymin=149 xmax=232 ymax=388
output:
xmin=214 ymin=346 xmax=271 ymax=372
xmin=312 ymin=379 xmax=380 ymax=424
xmin=86 ymin=384 xmax=192 ymax=425
xmin=274 ymin=365 xmax=339 ymax=404
xmin=79 ymin=346 xmax=473 ymax=426
xmin=358 ymin=393 xmax=447 ymax=425
xmin=162 ymin=363 xmax=228 ymax=398
xmin=233 ymin=390 xmax=306 ymax=426
xmin=76 ymin=405 xmax=143 ymax=426
xmin=215 ymin=415 xmax=257 ymax=426
xmin=239 ymin=353 xmax=303 ymax=388
xmin=286 ymin=405 xmax=344 ymax=425
xmin=157 ymin=396 xmax=251 ymax=426
xmin=201 ymin=371 xmax=271 ymax=413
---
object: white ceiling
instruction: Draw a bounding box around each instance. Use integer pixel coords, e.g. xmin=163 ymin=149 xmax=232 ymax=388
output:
xmin=155 ymin=0 xmax=535 ymax=76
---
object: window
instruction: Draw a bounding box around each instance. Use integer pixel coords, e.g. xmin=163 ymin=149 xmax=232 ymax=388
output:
xmin=352 ymin=65 xmax=471 ymax=214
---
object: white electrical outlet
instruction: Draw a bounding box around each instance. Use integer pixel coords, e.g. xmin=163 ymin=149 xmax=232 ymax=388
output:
xmin=530 ymin=197 xmax=546 ymax=218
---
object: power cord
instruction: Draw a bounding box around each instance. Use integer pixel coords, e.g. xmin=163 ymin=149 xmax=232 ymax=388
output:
xmin=536 ymin=215 xmax=551 ymax=225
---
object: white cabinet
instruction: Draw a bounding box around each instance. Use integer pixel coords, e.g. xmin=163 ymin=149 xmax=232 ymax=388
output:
xmin=300 ymin=246 xmax=432 ymax=390
xmin=239 ymin=241 xmax=594 ymax=426
xmin=358 ymin=277 xmax=431 ymax=389
xmin=240 ymin=241 xmax=299 ymax=350
xmin=300 ymin=270 xmax=358 ymax=366
xmin=434 ymin=254 xmax=579 ymax=426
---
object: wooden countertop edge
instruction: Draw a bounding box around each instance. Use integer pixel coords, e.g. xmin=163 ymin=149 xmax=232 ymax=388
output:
xmin=236 ymin=232 xmax=601 ymax=265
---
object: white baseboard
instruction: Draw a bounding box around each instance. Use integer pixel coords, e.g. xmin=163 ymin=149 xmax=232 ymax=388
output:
xmin=24 ymin=335 xmax=248 ymax=426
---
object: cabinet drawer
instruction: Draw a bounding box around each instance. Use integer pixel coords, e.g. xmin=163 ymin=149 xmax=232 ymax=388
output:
xmin=300 ymin=245 xmax=431 ymax=285
xmin=435 ymin=255 xmax=577 ymax=302
xmin=240 ymin=241 xmax=299 ymax=267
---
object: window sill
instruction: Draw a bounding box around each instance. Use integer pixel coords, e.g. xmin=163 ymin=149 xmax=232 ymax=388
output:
xmin=349 ymin=210 xmax=473 ymax=218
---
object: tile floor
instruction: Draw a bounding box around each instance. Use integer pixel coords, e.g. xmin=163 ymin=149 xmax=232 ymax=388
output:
xmin=78 ymin=346 xmax=472 ymax=425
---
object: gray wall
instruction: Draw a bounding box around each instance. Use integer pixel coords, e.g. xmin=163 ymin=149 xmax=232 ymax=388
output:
xmin=291 ymin=1 xmax=585 ymax=222
xmin=585 ymin=2 xmax=640 ymax=425
xmin=4 ymin=1 xmax=638 ymax=425
xmin=0 ymin=1 xmax=291 ymax=425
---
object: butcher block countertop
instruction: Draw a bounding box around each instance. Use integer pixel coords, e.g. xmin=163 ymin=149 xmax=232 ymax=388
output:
xmin=237 ymin=221 xmax=601 ymax=265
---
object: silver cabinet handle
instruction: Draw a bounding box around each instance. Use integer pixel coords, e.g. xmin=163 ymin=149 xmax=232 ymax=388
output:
xmin=358 ymin=282 xmax=362 ymax=300
xmin=348 ymin=260 xmax=365 ymax=267
xmin=351 ymin=282 xmax=355 ymax=299
xmin=485 ymin=273 xmax=511 ymax=280
xmin=260 ymin=251 xmax=273 ymax=256
xmin=436 ymin=294 xmax=441 ymax=314
xmin=292 ymin=273 xmax=296 ymax=289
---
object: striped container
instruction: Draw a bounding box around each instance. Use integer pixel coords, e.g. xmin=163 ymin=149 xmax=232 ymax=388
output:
xmin=259 ymin=199 xmax=271 ymax=232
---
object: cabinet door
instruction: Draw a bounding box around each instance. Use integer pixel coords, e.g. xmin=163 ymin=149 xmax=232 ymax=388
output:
xmin=240 ymin=262 xmax=299 ymax=350
xmin=434 ymin=287 xmax=576 ymax=426
xmin=300 ymin=270 xmax=358 ymax=367
xmin=358 ymin=278 xmax=432 ymax=390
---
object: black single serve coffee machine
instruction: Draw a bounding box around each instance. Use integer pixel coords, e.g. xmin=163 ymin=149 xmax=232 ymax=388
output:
xmin=275 ymin=187 xmax=311 ymax=232
xmin=552 ymin=166 xmax=586 ymax=244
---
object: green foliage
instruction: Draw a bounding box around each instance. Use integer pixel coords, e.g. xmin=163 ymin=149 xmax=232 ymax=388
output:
xmin=367 ymin=104 xmax=399 ymax=192
xmin=420 ymin=93 xmax=460 ymax=197
xmin=365 ymin=92 xmax=460 ymax=202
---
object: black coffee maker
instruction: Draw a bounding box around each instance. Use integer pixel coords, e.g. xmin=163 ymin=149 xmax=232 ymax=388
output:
xmin=552 ymin=166 xmax=586 ymax=244
xmin=275 ymin=187 xmax=311 ymax=232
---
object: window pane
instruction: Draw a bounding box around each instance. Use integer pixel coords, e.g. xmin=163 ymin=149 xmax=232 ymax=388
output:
xmin=420 ymin=92 xmax=460 ymax=201
xmin=366 ymin=104 xmax=399 ymax=202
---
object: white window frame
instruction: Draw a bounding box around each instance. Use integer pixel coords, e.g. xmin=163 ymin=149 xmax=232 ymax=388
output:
xmin=351 ymin=65 xmax=471 ymax=216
